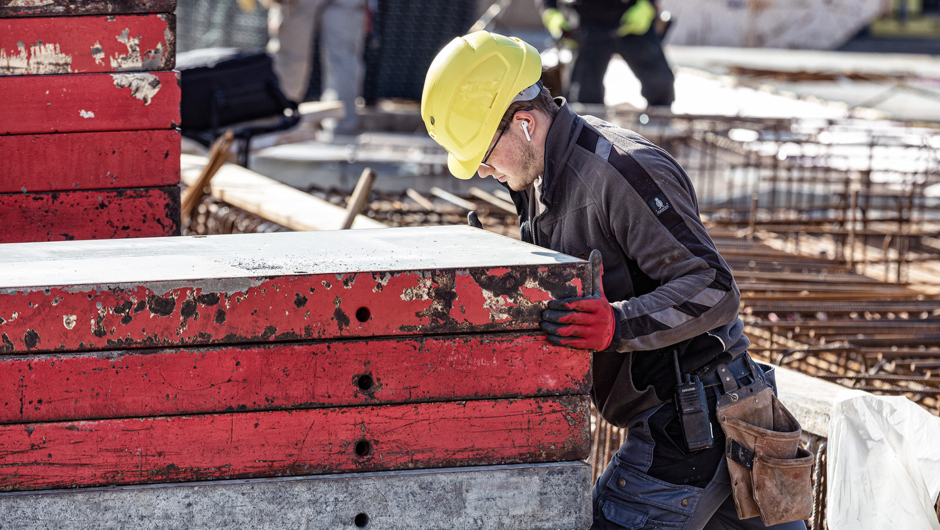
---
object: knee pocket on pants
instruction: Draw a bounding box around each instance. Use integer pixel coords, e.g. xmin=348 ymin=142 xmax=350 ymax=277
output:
xmin=596 ymin=465 xmax=702 ymax=529
xmin=599 ymin=497 xmax=684 ymax=529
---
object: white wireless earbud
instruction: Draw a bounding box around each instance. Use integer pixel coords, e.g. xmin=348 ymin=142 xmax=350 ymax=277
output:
xmin=521 ymin=121 xmax=531 ymax=142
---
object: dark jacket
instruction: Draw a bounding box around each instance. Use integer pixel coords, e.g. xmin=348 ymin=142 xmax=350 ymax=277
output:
xmin=509 ymin=100 xmax=749 ymax=427
xmin=538 ymin=0 xmax=639 ymax=25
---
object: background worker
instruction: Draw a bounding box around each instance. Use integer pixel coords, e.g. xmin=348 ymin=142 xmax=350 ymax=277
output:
xmin=265 ymin=0 xmax=366 ymax=133
xmin=421 ymin=31 xmax=805 ymax=529
xmin=537 ymin=0 xmax=675 ymax=107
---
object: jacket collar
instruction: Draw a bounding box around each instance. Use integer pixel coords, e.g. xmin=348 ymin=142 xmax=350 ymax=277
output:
xmin=539 ymin=98 xmax=583 ymax=207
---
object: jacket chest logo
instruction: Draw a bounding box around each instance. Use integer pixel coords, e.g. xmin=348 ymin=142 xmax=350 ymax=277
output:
xmin=648 ymin=193 xmax=671 ymax=216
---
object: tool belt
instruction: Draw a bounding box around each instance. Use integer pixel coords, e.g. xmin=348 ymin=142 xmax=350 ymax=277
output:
xmin=714 ymin=357 xmax=814 ymax=526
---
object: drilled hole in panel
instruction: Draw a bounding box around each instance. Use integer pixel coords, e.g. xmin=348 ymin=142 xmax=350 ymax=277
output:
xmin=357 ymin=374 xmax=374 ymax=391
xmin=356 ymin=307 xmax=371 ymax=322
xmin=355 ymin=440 xmax=371 ymax=457
xmin=354 ymin=513 xmax=369 ymax=528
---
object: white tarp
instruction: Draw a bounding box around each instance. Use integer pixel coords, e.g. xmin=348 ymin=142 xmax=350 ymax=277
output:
xmin=828 ymin=390 xmax=940 ymax=530
xmin=659 ymin=0 xmax=884 ymax=50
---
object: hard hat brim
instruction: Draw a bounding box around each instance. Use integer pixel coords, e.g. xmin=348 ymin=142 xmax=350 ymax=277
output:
xmin=447 ymin=151 xmax=484 ymax=180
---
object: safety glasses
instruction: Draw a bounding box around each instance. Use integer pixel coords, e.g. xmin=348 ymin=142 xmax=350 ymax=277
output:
xmin=479 ymin=106 xmax=534 ymax=170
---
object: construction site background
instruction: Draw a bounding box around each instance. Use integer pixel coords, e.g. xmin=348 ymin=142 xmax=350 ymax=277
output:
xmin=167 ymin=2 xmax=940 ymax=527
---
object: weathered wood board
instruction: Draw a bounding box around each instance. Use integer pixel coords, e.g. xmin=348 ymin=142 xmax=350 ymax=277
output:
xmin=0 ymin=333 xmax=591 ymax=423
xmin=0 ymin=227 xmax=590 ymax=353
xmin=0 ymin=395 xmax=590 ymax=491
xmin=0 ymin=0 xmax=176 ymax=18
xmin=0 ymin=71 xmax=180 ymax=135
xmin=0 ymin=462 xmax=592 ymax=530
xmin=0 ymin=14 xmax=175 ymax=75
xmin=0 ymin=186 xmax=180 ymax=244
xmin=0 ymin=130 xmax=180 ymax=193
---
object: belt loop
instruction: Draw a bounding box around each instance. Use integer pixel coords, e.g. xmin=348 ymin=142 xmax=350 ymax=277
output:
xmin=744 ymin=354 xmax=767 ymax=388
xmin=716 ymin=364 xmax=739 ymax=394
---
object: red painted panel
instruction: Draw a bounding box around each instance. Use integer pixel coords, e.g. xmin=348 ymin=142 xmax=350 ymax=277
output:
xmin=0 ymin=71 xmax=179 ymax=135
xmin=0 ymin=186 xmax=180 ymax=243
xmin=0 ymin=14 xmax=175 ymax=75
xmin=0 ymin=396 xmax=590 ymax=492
xmin=0 ymin=265 xmax=585 ymax=353
xmin=0 ymin=333 xmax=591 ymax=423
xmin=0 ymin=0 xmax=176 ymax=18
xmin=0 ymin=130 xmax=180 ymax=193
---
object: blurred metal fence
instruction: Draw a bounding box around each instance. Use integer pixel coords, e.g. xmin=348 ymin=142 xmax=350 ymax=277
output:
xmin=176 ymin=0 xmax=269 ymax=52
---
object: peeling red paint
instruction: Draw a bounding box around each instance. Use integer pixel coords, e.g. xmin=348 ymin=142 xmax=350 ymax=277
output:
xmin=0 ymin=395 xmax=590 ymax=492
xmin=0 ymin=186 xmax=180 ymax=243
xmin=0 ymin=14 xmax=175 ymax=75
xmin=0 ymin=333 xmax=590 ymax=423
xmin=0 ymin=0 xmax=176 ymax=17
xmin=0 ymin=70 xmax=179 ymax=135
xmin=0 ymin=265 xmax=587 ymax=353
xmin=0 ymin=130 xmax=180 ymax=193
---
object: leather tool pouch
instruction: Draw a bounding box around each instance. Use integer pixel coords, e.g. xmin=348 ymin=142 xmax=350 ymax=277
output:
xmin=715 ymin=365 xmax=814 ymax=526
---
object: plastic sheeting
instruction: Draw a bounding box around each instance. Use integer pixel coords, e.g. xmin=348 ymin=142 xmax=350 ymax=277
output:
xmin=828 ymin=390 xmax=940 ymax=530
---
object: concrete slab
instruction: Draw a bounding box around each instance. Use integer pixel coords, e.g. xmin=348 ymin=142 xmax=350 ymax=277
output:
xmin=249 ymin=133 xmax=507 ymax=196
xmin=0 ymin=462 xmax=592 ymax=530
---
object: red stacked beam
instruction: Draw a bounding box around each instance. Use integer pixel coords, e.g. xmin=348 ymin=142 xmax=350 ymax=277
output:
xmin=0 ymin=0 xmax=180 ymax=243
xmin=0 ymin=227 xmax=593 ymax=528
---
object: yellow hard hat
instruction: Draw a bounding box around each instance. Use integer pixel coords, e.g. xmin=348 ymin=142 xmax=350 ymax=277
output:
xmin=421 ymin=31 xmax=542 ymax=180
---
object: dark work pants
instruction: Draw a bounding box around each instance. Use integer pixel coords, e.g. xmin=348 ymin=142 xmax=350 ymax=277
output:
xmin=591 ymin=358 xmax=807 ymax=530
xmin=569 ymin=21 xmax=675 ymax=107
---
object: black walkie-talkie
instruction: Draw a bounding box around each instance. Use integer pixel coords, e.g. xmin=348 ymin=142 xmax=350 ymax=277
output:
xmin=673 ymin=350 xmax=714 ymax=452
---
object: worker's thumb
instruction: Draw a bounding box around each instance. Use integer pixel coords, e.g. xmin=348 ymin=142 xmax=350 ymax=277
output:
xmin=588 ymin=249 xmax=606 ymax=299
xmin=467 ymin=211 xmax=483 ymax=229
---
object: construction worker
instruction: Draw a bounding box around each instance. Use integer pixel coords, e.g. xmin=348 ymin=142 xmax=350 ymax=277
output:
xmin=421 ymin=32 xmax=806 ymax=529
xmin=537 ymin=0 xmax=675 ymax=107
xmin=265 ymin=0 xmax=366 ymax=133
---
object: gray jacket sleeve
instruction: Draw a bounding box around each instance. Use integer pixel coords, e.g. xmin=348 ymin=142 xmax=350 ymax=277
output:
xmin=596 ymin=134 xmax=741 ymax=352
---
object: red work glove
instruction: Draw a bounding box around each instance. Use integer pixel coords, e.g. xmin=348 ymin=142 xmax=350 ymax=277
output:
xmin=540 ymin=250 xmax=618 ymax=351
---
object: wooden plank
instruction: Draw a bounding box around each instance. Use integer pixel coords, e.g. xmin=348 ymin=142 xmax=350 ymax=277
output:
xmin=0 ymin=462 xmax=592 ymax=530
xmin=470 ymin=186 xmax=517 ymax=214
xmin=431 ymin=186 xmax=477 ymax=211
xmin=406 ymin=187 xmax=437 ymax=211
xmin=0 ymin=14 xmax=175 ymax=75
xmin=340 ymin=168 xmax=376 ymax=230
xmin=0 ymin=227 xmax=588 ymax=353
xmin=0 ymin=0 xmax=176 ymax=18
xmin=0 ymin=333 xmax=591 ymax=423
xmin=0 ymin=395 xmax=590 ymax=492
xmin=0 ymin=186 xmax=180 ymax=244
xmin=0 ymin=130 xmax=180 ymax=193
xmin=179 ymin=154 xmax=388 ymax=230
xmin=0 ymin=71 xmax=180 ymax=135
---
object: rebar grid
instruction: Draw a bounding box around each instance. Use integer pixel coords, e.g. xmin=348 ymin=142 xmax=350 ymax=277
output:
xmin=603 ymin=110 xmax=940 ymax=282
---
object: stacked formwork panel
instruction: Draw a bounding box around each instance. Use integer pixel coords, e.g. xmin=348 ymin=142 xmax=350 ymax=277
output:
xmin=0 ymin=0 xmax=181 ymax=243
xmin=0 ymin=226 xmax=593 ymax=529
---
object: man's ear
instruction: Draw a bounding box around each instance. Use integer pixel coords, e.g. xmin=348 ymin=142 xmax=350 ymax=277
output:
xmin=514 ymin=110 xmax=537 ymax=136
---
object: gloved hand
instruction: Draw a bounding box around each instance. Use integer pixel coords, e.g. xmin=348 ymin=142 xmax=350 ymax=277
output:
xmin=542 ymin=7 xmax=572 ymax=40
xmin=617 ymin=0 xmax=656 ymax=37
xmin=540 ymin=250 xmax=617 ymax=351
xmin=467 ymin=211 xmax=483 ymax=229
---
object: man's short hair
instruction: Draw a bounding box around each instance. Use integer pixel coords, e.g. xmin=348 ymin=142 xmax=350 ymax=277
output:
xmin=496 ymin=84 xmax=558 ymax=133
